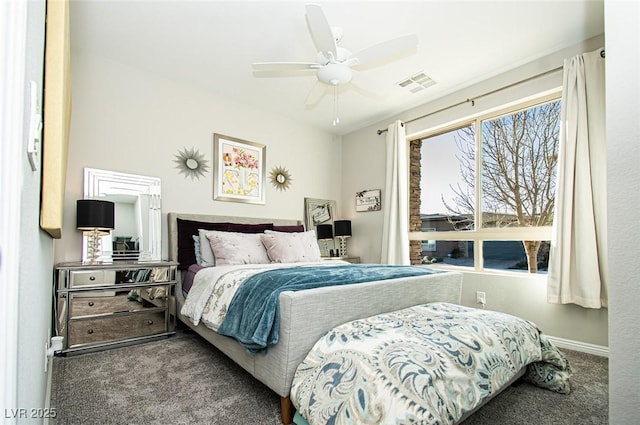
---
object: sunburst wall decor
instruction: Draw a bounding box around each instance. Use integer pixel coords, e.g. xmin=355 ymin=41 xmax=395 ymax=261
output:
xmin=269 ymin=166 xmax=292 ymax=191
xmin=174 ymin=147 xmax=210 ymax=180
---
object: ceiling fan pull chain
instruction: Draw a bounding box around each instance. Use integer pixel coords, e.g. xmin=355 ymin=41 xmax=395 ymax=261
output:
xmin=333 ymin=85 xmax=340 ymax=126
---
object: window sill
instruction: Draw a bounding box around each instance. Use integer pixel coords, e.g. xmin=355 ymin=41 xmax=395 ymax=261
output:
xmin=418 ymin=263 xmax=548 ymax=280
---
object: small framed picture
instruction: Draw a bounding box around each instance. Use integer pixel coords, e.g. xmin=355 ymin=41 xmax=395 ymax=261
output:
xmin=304 ymin=198 xmax=337 ymax=231
xmin=213 ymin=133 xmax=266 ymax=204
xmin=355 ymin=189 xmax=381 ymax=212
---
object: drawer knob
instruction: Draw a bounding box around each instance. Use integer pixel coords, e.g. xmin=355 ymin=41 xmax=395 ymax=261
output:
xmin=89 ymin=276 xmax=96 ymax=281
xmin=88 ymin=301 xmax=94 ymax=307
xmin=87 ymin=329 xmax=94 ymax=334
xmin=146 ymin=320 xmax=154 ymax=325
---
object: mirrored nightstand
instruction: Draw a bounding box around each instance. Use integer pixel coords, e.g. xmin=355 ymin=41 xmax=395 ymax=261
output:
xmin=322 ymin=256 xmax=361 ymax=264
xmin=54 ymin=261 xmax=177 ymax=355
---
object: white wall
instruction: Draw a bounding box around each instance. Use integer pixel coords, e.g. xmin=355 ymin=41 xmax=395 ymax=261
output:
xmin=55 ymin=51 xmax=342 ymax=264
xmin=341 ymin=35 xmax=608 ymax=348
xmin=605 ymin=1 xmax=640 ymax=423
xmin=9 ymin=0 xmax=54 ymax=422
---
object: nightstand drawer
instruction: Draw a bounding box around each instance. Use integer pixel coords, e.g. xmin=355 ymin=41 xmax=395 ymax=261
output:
xmin=69 ymin=270 xmax=115 ymax=287
xmin=69 ymin=295 xmax=134 ymax=317
xmin=68 ymin=291 xmax=167 ymax=317
xmin=68 ymin=311 xmax=166 ymax=347
xmin=59 ymin=286 xmax=170 ymax=322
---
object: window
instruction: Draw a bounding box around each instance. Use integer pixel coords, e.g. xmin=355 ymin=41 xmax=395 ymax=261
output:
xmin=410 ymin=94 xmax=561 ymax=274
xmin=421 ymin=228 xmax=436 ymax=252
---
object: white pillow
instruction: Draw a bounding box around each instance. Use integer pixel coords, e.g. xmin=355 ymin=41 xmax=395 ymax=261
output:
xmin=205 ymin=230 xmax=271 ymax=265
xmin=260 ymin=230 xmax=322 ymax=263
xmin=198 ymin=229 xmax=217 ymax=267
xmin=192 ymin=234 xmax=202 ymax=266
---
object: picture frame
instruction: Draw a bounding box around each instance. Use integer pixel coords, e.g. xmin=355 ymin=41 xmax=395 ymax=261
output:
xmin=304 ymin=198 xmax=337 ymax=231
xmin=213 ymin=133 xmax=266 ymax=204
xmin=355 ymin=189 xmax=381 ymax=212
xmin=40 ymin=0 xmax=71 ymax=238
xmin=304 ymin=197 xmax=338 ymax=256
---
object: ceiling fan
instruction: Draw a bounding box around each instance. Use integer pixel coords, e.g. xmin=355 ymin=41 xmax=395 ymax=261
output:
xmin=251 ymin=4 xmax=418 ymax=125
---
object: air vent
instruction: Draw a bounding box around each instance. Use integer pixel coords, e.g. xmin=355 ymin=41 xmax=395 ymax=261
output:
xmin=397 ymin=72 xmax=436 ymax=93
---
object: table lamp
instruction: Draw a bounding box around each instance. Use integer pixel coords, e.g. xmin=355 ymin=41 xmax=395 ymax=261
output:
xmin=334 ymin=220 xmax=352 ymax=257
xmin=77 ymin=199 xmax=115 ymax=264
xmin=316 ymin=224 xmax=333 ymax=257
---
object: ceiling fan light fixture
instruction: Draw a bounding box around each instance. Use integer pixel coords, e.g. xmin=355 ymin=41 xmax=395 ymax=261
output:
xmin=317 ymin=63 xmax=352 ymax=86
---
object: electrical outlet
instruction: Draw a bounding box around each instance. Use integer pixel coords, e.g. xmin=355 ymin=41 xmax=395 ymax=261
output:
xmin=476 ymin=291 xmax=486 ymax=305
xmin=44 ymin=333 xmax=63 ymax=373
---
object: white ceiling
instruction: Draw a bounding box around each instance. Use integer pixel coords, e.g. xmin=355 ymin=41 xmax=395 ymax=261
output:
xmin=69 ymin=0 xmax=604 ymax=135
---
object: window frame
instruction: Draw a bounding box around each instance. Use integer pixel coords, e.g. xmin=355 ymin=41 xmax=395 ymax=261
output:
xmin=409 ymin=90 xmax=561 ymax=273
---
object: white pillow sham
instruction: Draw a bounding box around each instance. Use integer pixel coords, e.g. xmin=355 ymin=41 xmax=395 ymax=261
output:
xmin=205 ymin=230 xmax=271 ymax=266
xmin=260 ymin=230 xmax=322 ymax=263
xmin=192 ymin=235 xmax=202 ymax=266
xmin=198 ymin=229 xmax=217 ymax=267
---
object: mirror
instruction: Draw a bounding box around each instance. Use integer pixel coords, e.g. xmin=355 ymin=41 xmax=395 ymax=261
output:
xmin=269 ymin=165 xmax=292 ymax=191
xmin=83 ymin=168 xmax=161 ymax=262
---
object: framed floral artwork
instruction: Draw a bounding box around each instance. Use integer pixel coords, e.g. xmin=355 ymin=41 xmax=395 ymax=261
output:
xmin=213 ymin=133 xmax=266 ymax=204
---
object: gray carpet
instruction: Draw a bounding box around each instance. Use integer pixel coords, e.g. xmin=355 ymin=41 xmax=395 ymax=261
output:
xmin=462 ymin=346 xmax=608 ymax=425
xmin=50 ymin=331 xmax=608 ymax=424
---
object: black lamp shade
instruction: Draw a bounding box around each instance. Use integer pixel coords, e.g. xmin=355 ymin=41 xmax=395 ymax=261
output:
xmin=334 ymin=220 xmax=352 ymax=237
xmin=316 ymin=224 xmax=333 ymax=240
xmin=77 ymin=199 xmax=115 ymax=230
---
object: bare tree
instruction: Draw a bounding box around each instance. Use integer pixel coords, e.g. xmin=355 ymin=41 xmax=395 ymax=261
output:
xmin=446 ymin=101 xmax=561 ymax=273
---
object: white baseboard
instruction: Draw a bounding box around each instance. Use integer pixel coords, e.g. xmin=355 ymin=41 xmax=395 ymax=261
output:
xmin=43 ymin=356 xmax=54 ymax=425
xmin=546 ymin=335 xmax=609 ymax=357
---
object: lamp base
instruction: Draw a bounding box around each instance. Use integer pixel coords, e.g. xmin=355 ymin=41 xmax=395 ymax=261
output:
xmin=337 ymin=236 xmax=348 ymax=257
xmin=321 ymin=240 xmax=330 ymax=257
xmin=83 ymin=229 xmax=107 ymax=264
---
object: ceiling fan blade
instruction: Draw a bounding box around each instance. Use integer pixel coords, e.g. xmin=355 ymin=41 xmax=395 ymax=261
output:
xmin=252 ymin=62 xmax=318 ymax=72
xmin=350 ymin=71 xmax=388 ymax=100
xmin=305 ymin=4 xmax=337 ymax=59
xmin=304 ymin=80 xmax=328 ymax=107
xmin=252 ymin=62 xmax=319 ymax=77
xmin=350 ymin=34 xmax=419 ymax=70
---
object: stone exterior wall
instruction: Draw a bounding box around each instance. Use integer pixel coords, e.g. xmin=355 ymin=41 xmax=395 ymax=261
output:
xmin=409 ymin=139 xmax=422 ymax=265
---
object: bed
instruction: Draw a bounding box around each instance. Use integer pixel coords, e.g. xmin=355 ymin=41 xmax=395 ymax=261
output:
xmin=167 ymin=213 xmax=465 ymax=424
xmin=290 ymin=302 xmax=572 ymax=425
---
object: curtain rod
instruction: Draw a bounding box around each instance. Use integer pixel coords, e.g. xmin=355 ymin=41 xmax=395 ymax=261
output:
xmin=376 ymin=64 xmax=566 ymax=136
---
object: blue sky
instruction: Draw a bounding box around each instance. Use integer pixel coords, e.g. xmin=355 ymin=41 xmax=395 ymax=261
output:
xmin=420 ymin=131 xmax=469 ymax=215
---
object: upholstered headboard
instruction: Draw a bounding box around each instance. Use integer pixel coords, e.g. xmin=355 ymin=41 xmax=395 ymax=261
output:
xmin=167 ymin=212 xmax=304 ymax=267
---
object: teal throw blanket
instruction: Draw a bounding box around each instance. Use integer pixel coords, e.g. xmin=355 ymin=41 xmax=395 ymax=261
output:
xmin=217 ymin=264 xmax=440 ymax=353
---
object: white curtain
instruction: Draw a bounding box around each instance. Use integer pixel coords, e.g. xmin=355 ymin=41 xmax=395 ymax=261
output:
xmin=381 ymin=120 xmax=410 ymax=265
xmin=548 ymin=48 xmax=607 ymax=309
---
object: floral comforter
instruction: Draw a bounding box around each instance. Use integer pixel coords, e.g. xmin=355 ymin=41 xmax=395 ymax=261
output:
xmin=291 ymin=302 xmax=572 ymax=425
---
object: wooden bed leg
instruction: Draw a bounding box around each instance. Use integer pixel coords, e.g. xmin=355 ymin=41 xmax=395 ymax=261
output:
xmin=280 ymin=396 xmax=294 ymax=424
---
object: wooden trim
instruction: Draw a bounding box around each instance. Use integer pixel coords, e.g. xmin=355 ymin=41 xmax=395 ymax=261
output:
xmin=40 ymin=0 xmax=71 ymax=238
